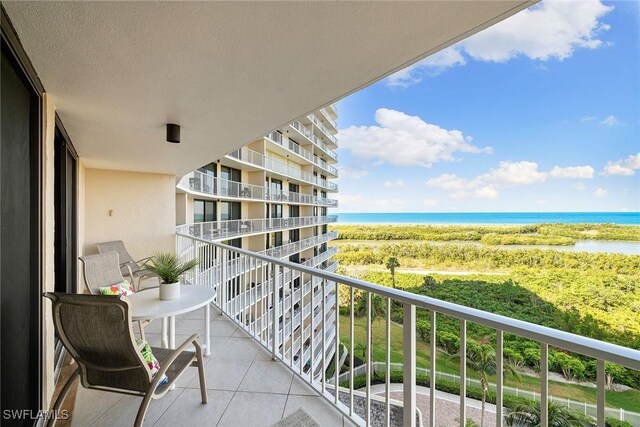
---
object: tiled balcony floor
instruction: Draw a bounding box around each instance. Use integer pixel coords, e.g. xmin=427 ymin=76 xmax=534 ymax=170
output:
xmin=70 ymin=305 xmax=353 ymax=427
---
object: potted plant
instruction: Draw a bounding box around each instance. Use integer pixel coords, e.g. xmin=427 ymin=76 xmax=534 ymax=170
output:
xmin=142 ymin=252 xmax=199 ymax=300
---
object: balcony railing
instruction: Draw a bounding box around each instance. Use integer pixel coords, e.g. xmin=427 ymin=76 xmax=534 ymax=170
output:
xmin=175 ymin=215 xmax=338 ymax=241
xmin=226 ymin=147 xmax=338 ymax=191
xmin=263 ymin=231 xmax=339 ymax=259
xmin=177 ymin=170 xmax=338 ymax=207
xmin=289 ymin=121 xmax=338 ymax=162
xmin=307 ymin=114 xmax=338 ymax=147
xmin=319 ymin=107 xmax=338 ymax=131
xmin=176 ymin=232 xmax=640 ymax=427
xmin=265 ymin=132 xmax=338 ymax=177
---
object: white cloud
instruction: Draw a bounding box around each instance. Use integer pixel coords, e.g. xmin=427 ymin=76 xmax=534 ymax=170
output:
xmin=601 ymin=153 xmax=640 ymax=176
xmin=337 ymin=166 xmax=369 ymax=180
xmin=549 ymin=165 xmax=595 ymax=179
xmin=388 ymin=47 xmax=466 ymax=87
xmin=383 ymin=179 xmax=405 ymax=188
xmin=387 ymin=0 xmax=613 ymax=87
xmin=572 ymin=182 xmax=587 ymax=191
xmin=338 ymin=109 xmax=491 ymax=168
xmin=335 ymin=193 xmax=405 ymax=213
xmin=593 ymin=188 xmax=608 ymax=197
xmin=581 ymin=116 xmax=597 ymax=122
xmin=461 ymin=1 xmax=613 ymax=62
xmin=600 ymin=115 xmax=619 ymax=126
xmin=481 ymin=161 xmax=547 ymax=185
xmin=422 ymin=198 xmax=440 ymax=207
xmin=425 ymin=174 xmax=468 ymax=191
xmin=426 ymin=161 xmax=597 ymax=199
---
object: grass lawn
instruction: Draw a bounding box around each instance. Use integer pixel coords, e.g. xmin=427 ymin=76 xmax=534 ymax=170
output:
xmin=339 ymin=315 xmax=640 ymax=412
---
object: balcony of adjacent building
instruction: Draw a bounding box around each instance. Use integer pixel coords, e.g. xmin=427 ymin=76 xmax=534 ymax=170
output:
xmin=177 ymin=170 xmax=339 ymax=207
xmin=176 ymin=215 xmax=338 ymax=242
xmin=305 ymin=113 xmax=338 ymax=149
xmin=265 ymin=131 xmax=338 ymax=177
xmin=288 ymin=121 xmax=339 ymax=163
xmin=225 ymin=147 xmax=338 ymax=192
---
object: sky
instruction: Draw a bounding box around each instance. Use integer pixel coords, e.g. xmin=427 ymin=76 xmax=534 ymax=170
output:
xmin=334 ymin=0 xmax=640 ymax=213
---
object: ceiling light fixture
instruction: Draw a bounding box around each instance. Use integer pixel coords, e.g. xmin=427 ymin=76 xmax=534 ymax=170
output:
xmin=166 ymin=123 xmax=181 ymax=144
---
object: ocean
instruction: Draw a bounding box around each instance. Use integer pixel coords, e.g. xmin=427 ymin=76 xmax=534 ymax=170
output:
xmin=335 ymin=212 xmax=640 ymax=225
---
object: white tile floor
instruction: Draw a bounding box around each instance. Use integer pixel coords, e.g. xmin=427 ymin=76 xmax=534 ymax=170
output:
xmin=70 ymin=305 xmax=352 ymax=427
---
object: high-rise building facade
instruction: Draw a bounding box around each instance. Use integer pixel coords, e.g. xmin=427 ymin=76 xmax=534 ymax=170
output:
xmin=175 ymin=106 xmax=339 ymax=376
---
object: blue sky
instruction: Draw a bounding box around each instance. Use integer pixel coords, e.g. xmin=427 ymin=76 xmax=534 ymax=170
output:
xmin=334 ymin=0 xmax=639 ymax=213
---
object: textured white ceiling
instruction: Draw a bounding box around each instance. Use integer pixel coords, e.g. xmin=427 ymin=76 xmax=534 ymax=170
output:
xmin=4 ymin=1 xmax=533 ymax=176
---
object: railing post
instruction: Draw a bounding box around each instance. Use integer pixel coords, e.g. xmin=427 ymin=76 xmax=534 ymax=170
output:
xmin=596 ymin=359 xmax=605 ymax=427
xmin=271 ymin=263 xmax=279 ymax=360
xmin=221 ymin=248 xmax=227 ymax=313
xmin=403 ymin=303 xmax=416 ymax=427
xmin=496 ymin=330 xmax=504 ymax=427
xmin=541 ymin=343 xmax=549 ymax=427
xmin=460 ymin=319 xmax=467 ymax=427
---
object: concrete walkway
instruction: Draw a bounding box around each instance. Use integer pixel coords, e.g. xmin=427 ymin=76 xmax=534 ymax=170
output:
xmin=369 ymin=383 xmax=499 ymax=427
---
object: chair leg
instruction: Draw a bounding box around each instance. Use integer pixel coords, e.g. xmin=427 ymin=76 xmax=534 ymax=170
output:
xmin=45 ymin=367 xmax=80 ymax=427
xmin=134 ymin=393 xmax=154 ymax=427
xmin=195 ymin=343 xmax=208 ymax=403
xmin=138 ymin=320 xmax=146 ymax=341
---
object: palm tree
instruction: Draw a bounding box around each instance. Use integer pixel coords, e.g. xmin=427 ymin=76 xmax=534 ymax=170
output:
xmin=451 ymin=344 xmax=518 ymax=427
xmin=505 ymin=401 xmax=585 ymax=427
xmin=355 ymin=294 xmax=386 ymax=361
xmin=385 ymin=257 xmax=400 ymax=288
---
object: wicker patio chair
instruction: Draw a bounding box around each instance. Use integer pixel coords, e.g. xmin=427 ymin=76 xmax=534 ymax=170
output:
xmin=43 ymin=292 xmax=207 ymax=427
xmin=79 ymin=251 xmax=150 ymax=339
xmin=96 ymin=240 xmax=157 ymax=291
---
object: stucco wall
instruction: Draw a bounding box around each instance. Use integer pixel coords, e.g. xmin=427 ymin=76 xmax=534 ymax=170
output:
xmin=83 ymin=168 xmax=176 ymax=262
xmin=42 ymin=94 xmax=56 ymax=408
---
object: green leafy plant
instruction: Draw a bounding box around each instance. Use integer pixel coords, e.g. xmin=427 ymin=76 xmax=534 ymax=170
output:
xmin=505 ymin=401 xmax=586 ymax=426
xmin=142 ymin=252 xmax=199 ymax=284
xmin=385 ymin=256 xmax=400 ymax=288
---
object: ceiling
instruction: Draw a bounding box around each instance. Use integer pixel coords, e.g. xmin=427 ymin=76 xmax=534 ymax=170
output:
xmin=4 ymin=1 xmax=534 ymax=177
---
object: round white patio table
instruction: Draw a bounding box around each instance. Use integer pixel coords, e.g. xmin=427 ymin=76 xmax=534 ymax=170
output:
xmin=126 ymin=285 xmax=216 ymax=356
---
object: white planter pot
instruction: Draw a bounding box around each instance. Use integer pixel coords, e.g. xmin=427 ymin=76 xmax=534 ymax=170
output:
xmin=159 ymin=282 xmax=180 ymax=300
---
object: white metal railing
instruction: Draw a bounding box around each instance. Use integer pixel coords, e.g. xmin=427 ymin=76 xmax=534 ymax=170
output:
xmin=307 ymin=114 xmax=338 ymax=146
xmin=266 ymin=132 xmax=338 ymax=176
xmin=263 ymin=231 xmax=338 ymax=259
xmin=319 ymin=107 xmax=338 ymax=130
xmin=226 ymin=146 xmax=338 ymax=191
xmin=335 ymin=362 xmax=640 ymax=425
xmin=176 ymin=233 xmax=640 ymax=427
xmin=289 ymin=120 xmax=339 ymax=161
xmin=176 ymin=215 xmax=337 ymax=241
xmin=177 ymin=170 xmax=338 ymax=207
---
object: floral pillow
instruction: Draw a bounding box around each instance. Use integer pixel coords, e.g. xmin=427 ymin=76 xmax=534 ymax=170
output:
xmin=99 ymin=280 xmax=135 ymax=297
xmin=136 ymin=338 xmax=169 ymax=386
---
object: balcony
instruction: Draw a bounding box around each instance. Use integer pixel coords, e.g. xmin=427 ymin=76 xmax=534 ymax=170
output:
xmin=318 ymin=107 xmax=338 ymax=132
xmin=175 ymin=215 xmax=338 ymax=241
xmin=175 ymin=233 xmax=640 ymax=427
xmin=306 ymin=114 xmax=338 ymax=148
xmin=69 ymin=304 xmax=349 ymax=427
xmin=289 ymin=121 xmax=339 ymax=162
xmin=264 ymin=231 xmax=339 ymax=259
xmin=177 ymin=170 xmax=338 ymax=207
xmin=226 ymin=147 xmax=338 ymax=191
xmin=266 ymin=132 xmax=338 ymax=177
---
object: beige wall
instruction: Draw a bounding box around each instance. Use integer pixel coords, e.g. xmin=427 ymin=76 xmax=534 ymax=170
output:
xmin=41 ymin=94 xmax=56 ymax=408
xmin=83 ymin=168 xmax=176 ymax=261
xmin=176 ymin=192 xmax=188 ymax=226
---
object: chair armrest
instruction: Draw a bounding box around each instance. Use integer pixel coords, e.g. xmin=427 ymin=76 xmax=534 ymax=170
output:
xmin=152 ymin=334 xmax=201 ymax=381
xmin=136 ymin=256 xmax=153 ymax=265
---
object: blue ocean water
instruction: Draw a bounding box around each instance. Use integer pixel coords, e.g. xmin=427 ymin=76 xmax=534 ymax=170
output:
xmin=335 ymin=212 xmax=640 ymax=225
